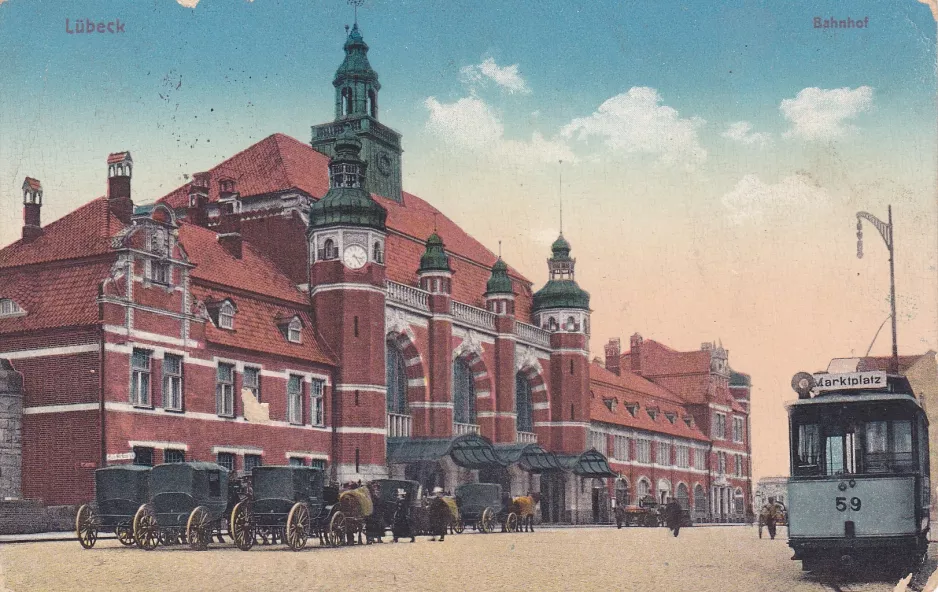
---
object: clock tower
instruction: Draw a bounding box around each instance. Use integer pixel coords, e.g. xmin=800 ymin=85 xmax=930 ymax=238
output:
xmin=309 ymin=125 xmax=390 ymax=483
xmin=311 ymin=23 xmax=403 ymax=203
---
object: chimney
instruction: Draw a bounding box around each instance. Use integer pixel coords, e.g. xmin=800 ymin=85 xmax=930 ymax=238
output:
xmin=604 ymin=338 xmax=621 ymax=375
xmin=186 ymin=173 xmax=211 ymax=227
xmin=629 ymin=333 xmax=643 ymax=375
xmin=218 ymin=177 xmax=238 ymax=202
xmin=217 ymin=212 xmax=242 ymax=259
xmin=106 ymin=152 xmax=133 ymax=224
xmin=21 ymin=177 xmax=43 ymax=241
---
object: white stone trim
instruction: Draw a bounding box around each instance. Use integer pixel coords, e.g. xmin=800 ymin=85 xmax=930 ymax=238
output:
xmin=212 ymin=445 xmax=263 ymax=456
xmin=129 ymin=440 xmax=189 ymax=451
xmin=712 ymin=445 xmax=750 ymax=457
xmin=476 ymin=411 xmax=517 ymax=418
xmin=533 ymin=421 xmax=590 ymax=428
xmin=0 ymin=344 xmax=98 ymax=360
xmin=407 ymin=377 xmax=426 ymax=387
xmin=551 ymin=348 xmax=590 ymax=356
xmin=102 ymin=402 xmax=331 ymax=432
xmin=286 ymin=451 xmax=330 ymax=461
xmin=335 ymin=427 xmax=386 ymax=435
xmin=709 ymin=403 xmax=732 ymax=412
xmin=311 ymin=283 xmax=386 ymax=296
xmin=23 ymin=403 xmax=99 ymax=415
xmin=532 ymin=402 xmax=550 ymax=410
xmin=474 ymin=390 xmax=491 ymax=399
xmin=103 ymin=324 xmax=199 ymax=348
xmin=335 ymin=384 xmax=385 ymax=393
xmin=408 ymin=401 xmax=453 ymax=409
xmin=451 ymin=326 xmax=496 ymax=344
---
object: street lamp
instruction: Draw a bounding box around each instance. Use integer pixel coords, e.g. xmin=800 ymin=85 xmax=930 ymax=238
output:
xmin=856 ymin=205 xmax=898 ymax=374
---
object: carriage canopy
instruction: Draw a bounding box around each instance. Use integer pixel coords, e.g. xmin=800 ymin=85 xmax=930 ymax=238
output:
xmin=150 ymin=461 xmax=229 ymax=500
xmin=387 ymin=434 xmax=504 ymax=470
xmin=252 ymin=466 xmax=323 ymax=503
xmin=95 ymin=464 xmax=150 ymax=505
xmin=455 ymin=482 xmax=503 ymax=512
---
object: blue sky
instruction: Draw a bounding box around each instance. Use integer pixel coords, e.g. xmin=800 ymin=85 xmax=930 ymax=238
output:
xmin=0 ymin=0 xmax=936 ymax=479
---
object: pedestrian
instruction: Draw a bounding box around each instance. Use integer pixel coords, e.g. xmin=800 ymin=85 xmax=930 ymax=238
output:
xmin=429 ymin=486 xmax=449 ymax=542
xmin=664 ymin=497 xmax=682 ymax=537
xmin=759 ymin=496 xmax=781 ymax=540
xmin=392 ymin=489 xmax=415 ymax=543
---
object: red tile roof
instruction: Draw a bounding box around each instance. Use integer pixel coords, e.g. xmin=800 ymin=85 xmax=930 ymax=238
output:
xmin=0 ymin=261 xmax=113 ymax=333
xmin=191 ymin=285 xmax=333 ymax=366
xmin=0 ymin=197 xmax=123 ymax=269
xmin=107 ymin=152 xmax=131 ymax=164
xmin=589 ymin=363 xmax=708 ymax=441
xmin=23 ymin=177 xmax=41 ymax=191
xmin=157 ymin=133 xmax=533 ymax=312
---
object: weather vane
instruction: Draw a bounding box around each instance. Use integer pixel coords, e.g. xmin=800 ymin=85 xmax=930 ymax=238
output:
xmin=348 ymin=0 xmax=364 ymax=26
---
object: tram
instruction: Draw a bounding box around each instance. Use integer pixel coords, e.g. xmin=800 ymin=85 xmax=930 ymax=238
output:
xmin=786 ymin=365 xmax=930 ymax=573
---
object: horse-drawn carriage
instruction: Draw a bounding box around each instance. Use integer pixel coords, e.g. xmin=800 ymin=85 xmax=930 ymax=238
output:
xmin=229 ymin=466 xmax=332 ymax=551
xmin=453 ymin=483 xmax=521 ymax=533
xmin=132 ymin=461 xmax=238 ymax=550
xmin=75 ymin=465 xmax=151 ymax=549
xmin=370 ymin=479 xmax=459 ymax=540
xmin=615 ymin=495 xmax=660 ymax=528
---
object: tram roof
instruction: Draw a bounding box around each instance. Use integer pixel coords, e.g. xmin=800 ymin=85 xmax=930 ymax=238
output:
xmin=785 ymin=392 xmax=923 ymax=410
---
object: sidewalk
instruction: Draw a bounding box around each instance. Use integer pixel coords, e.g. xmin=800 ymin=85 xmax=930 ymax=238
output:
xmin=0 ymin=531 xmax=104 ymax=544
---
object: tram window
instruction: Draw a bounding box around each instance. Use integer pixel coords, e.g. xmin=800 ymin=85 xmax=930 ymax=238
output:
xmin=826 ymin=435 xmax=844 ymax=475
xmin=795 ymin=423 xmax=819 ymax=473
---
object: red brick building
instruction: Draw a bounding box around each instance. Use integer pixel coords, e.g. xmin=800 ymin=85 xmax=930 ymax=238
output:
xmin=0 ymin=24 xmax=750 ymax=523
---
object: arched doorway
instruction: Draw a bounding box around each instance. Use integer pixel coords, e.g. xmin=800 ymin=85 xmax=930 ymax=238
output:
xmin=676 ymin=483 xmax=689 ymax=509
xmin=386 ymin=339 xmax=407 ymax=415
xmin=453 ymin=357 xmax=477 ymax=428
xmin=657 ymin=478 xmax=671 ymax=504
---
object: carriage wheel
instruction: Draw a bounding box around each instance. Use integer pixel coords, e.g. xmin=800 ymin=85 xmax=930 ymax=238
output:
xmin=132 ymin=504 xmax=160 ymax=550
xmin=480 ymin=508 xmax=495 ymax=533
xmin=230 ymin=501 xmax=255 ymax=551
xmin=328 ymin=511 xmax=346 ymax=547
xmin=186 ymin=506 xmax=211 ymax=551
xmin=453 ymin=517 xmax=465 ymax=534
xmin=286 ymin=503 xmax=311 ymax=551
xmin=75 ymin=504 xmax=98 ymax=549
xmin=505 ymin=512 xmax=519 ymax=533
xmin=115 ymin=521 xmax=135 ymax=547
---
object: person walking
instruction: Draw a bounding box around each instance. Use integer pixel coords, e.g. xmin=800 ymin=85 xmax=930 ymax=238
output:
xmin=664 ymin=497 xmax=682 ymax=537
xmin=759 ymin=497 xmax=781 ymax=540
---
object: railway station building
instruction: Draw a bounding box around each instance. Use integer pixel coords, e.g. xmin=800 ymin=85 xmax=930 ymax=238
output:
xmin=0 ymin=23 xmax=751 ymax=524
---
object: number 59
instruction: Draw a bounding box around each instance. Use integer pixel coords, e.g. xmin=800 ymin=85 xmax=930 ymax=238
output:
xmin=835 ymin=497 xmax=861 ymax=511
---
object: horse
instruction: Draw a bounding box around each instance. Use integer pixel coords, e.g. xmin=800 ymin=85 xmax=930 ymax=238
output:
xmin=427 ymin=495 xmax=453 ymax=542
xmin=511 ymin=492 xmax=541 ymax=532
xmin=336 ymin=482 xmax=374 ymax=545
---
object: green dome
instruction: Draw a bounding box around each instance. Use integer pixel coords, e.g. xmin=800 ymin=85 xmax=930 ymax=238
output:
xmin=418 ymin=233 xmax=452 ymax=273
xmin=532 ymin=279 xmax=590 ymax=311
xmin=551 ymin=234 xmax=571 ymax=258
xmin=485 ymin=258 xmax=513 ymax=295
xmin=334 ymin=24 xmax=380 ymax=87
xmin=308 ymin=125 xmax=387 ymax=232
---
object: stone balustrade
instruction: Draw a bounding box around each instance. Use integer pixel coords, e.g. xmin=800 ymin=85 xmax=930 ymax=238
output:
xmin=451 ymin=301 xmax=495 ymax=331
xmin=385 ymin=280 xmax=430 ymax=312
xmin=514 ymin=321 xmax=551 ymax=347
xmin=387 ymin=413 xmax=412 ymax=438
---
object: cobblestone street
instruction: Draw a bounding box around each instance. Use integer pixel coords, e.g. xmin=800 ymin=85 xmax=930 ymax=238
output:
xmin=1 ymin=526 xmax=933 ymax=592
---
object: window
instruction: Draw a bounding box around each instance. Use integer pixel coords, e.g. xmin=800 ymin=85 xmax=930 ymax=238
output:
xmin=453 ymin=357 xmax=476 ymax=425
xmin=733 ymin=417 xmax=745 ymax=443
xmin=164 ymin=449 xmax=185 ymax=463
xmin=130 ymin=349 xmax=152 ymax=407
xmin=613 ymin=436 xmax=629 ymax=461
xmin=734 ymin=454 xmax=744 ymax=477
xmin=515 ymin=373 xmax=533 ymax=433
xmin=676 ymin=445 xmax=690 ymax=468
xmin=373 ymin=241 xmax=384 ymax=264
xmin=717 ymin=451 xmax=727 ymax=475
xmin=287 ymin=318 xmax=302 ymax=344
xmin=636 ymin=439 xmax=651 ymax=463
xmin=636 ymin=478 xmax=651 ymax=500
xmin=133 ymin=446 xmax=154 ymax=467
xmin=287 ymin=375 xmax=303 ymax=425
xmin=147 ymin=259 xmax=171 ymax=285
xmin=310 ymin=458 xmax=327 ymax=471
xmin=243 ymin=367 xmax=260 ymax=402
xmin=386 ymin=340 xmax=408 ymax=415
xmin=216 ymin=452 xmax=235 ymax=472
xmin=657 ymin=441 xmax=671 ymax=465
xmin=162 ymin=354 xmax=183 ymax=411
xmin=734 ymin=489 xmax=745 ymax=514
xmin=589 ymin=430 xmax=607 ymax=455
xmin=208 ymin=471 xmax=222 ymax=497
xmin=244 ymin=454 xmax=262 ymax=473
xmin=310 ymin=379 xmax=325 ymax=426
xmin=676 ymin=483 xmax=689 ymax=509
xmin=796 ymin=423 xmax=820 ymax=471
xmin=216 ymin=363 xmax=234 ymax=417
xmin=625 ymin=404 xmax=639 ymax=417
xmin=865 ymin=419 xmax=914 ymax=473
xmin=714 ymin=413 xmax=726 ymax=439
xmin=694 ymin=484 xmax=707 ymax=513
xmin=0 ymin=299 xmax=24 ymax=317
xmin=694 ymin=448 xmax=706 ymax=470
xmin=219 ymin=302 xmax=235 ymax=330
xmin=319 ymin=238 xmax=338 ymax=261
xmin=289 ymin=457 xmax=306 ymax=467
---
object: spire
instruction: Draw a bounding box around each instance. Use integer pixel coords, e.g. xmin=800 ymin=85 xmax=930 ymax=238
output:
xmin=334 ymin=21 xmax=380 ymax=120
xmin=533 ymin=234 xmax=590 ymax=312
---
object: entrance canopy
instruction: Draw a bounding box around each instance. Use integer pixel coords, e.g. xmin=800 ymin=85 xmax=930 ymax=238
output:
xmin=387 ymin=434 xmax=504 ymax=470
xmin=555 ymin=449 xmax=617 ymax=478
xmin=493 ymin=443 xmax=563 ymax=473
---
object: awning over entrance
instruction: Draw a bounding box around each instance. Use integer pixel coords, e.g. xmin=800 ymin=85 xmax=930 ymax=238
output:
xmin=555 ymin=449 xmax=618 ymax=478
xmin=386 ymin=434 xmax=504 ymax=470
xmin=493 ymin=443 xmax=563 ymax=473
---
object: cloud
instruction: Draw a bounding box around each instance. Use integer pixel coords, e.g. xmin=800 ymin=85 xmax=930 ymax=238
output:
xmin=780 ymin=86 xmax=873 ymax=141
xmin=424 ymin=95 xmax=573 ymax=166
xmin=560 ymin=87 xmax=707 ymax=164
xmin=460 ymin=58 xmax=531 ymax=95
xmin=176 ymin=0 xmax=200 ymax=6
xmin=721 ymin=173 xmax=830 ymax=225
xmin=722 ymin=121 xmax=771 ymax=147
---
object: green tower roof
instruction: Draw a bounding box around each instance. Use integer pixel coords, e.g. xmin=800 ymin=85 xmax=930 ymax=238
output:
xmin=418 ymin=233 xmax=452 ymax=273
xmin=334 ymin=23 xmax=380 ymax=86
xmin=485 ymin=257 xmax=513 ymax=295
xmin=309 ymin=125 xmax=387 ymax=232
xmin=532 ymin=280 xmax=590 ymax=311
xmin=551 ymin=234 xmax=571 ymax=258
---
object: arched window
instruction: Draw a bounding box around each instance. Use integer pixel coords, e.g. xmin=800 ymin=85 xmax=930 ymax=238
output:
xmin=734 ymin=488 xmax=744 ymax=514
xmin=368 ymin=89 xmax=378 ymax=118
xmin=548 ymin=317 xmax=558 ymax=332
xmin=676 ymin=483 xmax=689 ymax=509
xmin=341 ymin=88 xmax=352 ymax=116
xmin=386 ymin=340 xmax=407 ymax=415
xmin=566 ymin=316 xmax=576 ymax=331
xmin=373 ymin=241 xmax=383 ymax=264
xmin=322 ymin=239 xmax=336 ymax=260
xmin=515 ymin=372 xmax=533 ymax=433
xmin=636 ymin=477 xmax=651 ymax=500
xmin=614 ymin=478 xmax=630 ymax=506
xmin=453 ymin=357 xmax=476 ymax=425
xmin=694 ymin=484 xmax=706 ymax=513
xmin=657 ymin=478 xmax=671 ymax=504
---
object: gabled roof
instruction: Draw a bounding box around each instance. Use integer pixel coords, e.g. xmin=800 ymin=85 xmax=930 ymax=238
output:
xmin=0 ymin=197 xmax=123 ymax=269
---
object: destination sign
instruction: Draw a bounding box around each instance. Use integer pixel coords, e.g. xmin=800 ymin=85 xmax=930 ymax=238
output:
xmin=812 ymin=371 xmax=887 ymax=392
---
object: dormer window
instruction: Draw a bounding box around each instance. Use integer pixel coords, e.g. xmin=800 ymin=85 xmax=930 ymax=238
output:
xmin=646 ymin=406 xmax=659 ymax=421
xmin=288 ymin=317 xmax=302 ymax=344
xmin=683 ymin=415 xmax=695 ymax=428
xmin=602 ymin=398 xmax=617 ymax=412
xmin=0 ymin=298 xmax=25 ymax=317
xmin=219 ymin=301 xmax=235 ymax=330
xmin=625 ymin=403 xmax=639 ymax=417
xmin=664 ymin=412 xmax=676 ymax=424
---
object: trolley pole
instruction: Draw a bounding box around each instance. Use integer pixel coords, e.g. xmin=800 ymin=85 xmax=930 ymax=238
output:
xmin=856 ymin=205 xmax=899 ymax=374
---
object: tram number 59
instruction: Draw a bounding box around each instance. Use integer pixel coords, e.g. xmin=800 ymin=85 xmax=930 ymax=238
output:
xmin=835 ymin=497 xmax=861 ymax=512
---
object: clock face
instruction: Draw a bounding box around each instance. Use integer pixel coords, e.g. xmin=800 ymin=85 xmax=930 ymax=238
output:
xmin=377 ymin=152 xmax=392 ymax=176
xmin=343 ymin=244 xmax=368 ymax=269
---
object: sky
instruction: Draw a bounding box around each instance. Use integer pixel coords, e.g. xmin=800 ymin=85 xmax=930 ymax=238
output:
xmin=0 ymin=0 xmax=936 ymax=482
